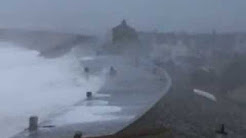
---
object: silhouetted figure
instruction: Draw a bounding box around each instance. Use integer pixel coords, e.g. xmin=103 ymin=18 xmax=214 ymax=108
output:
xmin=109 ymin=66 xmax=117 ymax=76
xmin=74 ymin=131 xmax=82 ymax=138
xmin=84 ymin=67 xmax=90 ymax=80
xmin=84 ymin=67 xmax=89 ymax=73
xmin=216 ymin=124 xmax=228 ymax=136
xmin=29 ymin=116 xmax=38 ymax=132
xmin=86 ymin=91 xmax=92 ymax=99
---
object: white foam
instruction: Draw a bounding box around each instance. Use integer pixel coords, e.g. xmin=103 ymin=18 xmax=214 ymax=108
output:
xmin=0 ymin=42 xmax=105 ymax=138
xmin=193 ymin=89 xmax=217 ymax=102
xmin=50 ymin=106 xmax=124 ymax=125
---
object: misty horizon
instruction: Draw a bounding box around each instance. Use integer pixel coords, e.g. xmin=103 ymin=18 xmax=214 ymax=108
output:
xmin=0 ymin=0 xmax=245 ymax=35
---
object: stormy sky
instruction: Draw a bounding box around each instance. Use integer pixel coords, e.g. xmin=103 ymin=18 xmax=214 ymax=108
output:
xmin=0 ymin=0 xmax=245 ymax=35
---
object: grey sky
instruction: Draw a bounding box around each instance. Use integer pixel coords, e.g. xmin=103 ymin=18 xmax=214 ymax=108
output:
xmin=0 ymin=0 xmax=245 ymax=35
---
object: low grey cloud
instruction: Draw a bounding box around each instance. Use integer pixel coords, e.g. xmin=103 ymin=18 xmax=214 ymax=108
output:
xmin=0 ymin=0 xmax=245 ymax=35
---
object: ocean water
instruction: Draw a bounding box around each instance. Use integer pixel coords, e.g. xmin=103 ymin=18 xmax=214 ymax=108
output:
xmin=0 ymin=42 xmax=105 ymax=138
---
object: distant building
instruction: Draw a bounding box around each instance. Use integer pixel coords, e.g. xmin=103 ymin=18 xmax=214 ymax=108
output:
xmin=112 ymin=20 xmax=138 ymax=44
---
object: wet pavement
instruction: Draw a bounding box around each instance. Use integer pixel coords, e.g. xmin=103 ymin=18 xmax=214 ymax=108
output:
xmin=12 ymin=56 xmax=171 ymax=138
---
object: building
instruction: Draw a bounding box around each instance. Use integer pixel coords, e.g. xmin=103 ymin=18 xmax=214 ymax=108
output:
xmin=112 ymin=20 xmax=138 ymax=44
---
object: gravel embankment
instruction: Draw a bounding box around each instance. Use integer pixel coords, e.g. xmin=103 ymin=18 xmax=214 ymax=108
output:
xmin=118 ymin=67 xmax=246 ymax=138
